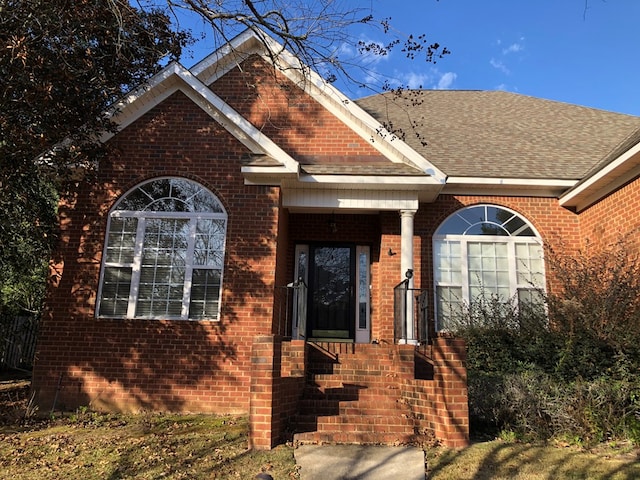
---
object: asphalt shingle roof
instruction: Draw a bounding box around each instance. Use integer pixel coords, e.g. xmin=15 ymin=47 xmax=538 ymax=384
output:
xmin=355 ymin=90 xmax=640 ymax=180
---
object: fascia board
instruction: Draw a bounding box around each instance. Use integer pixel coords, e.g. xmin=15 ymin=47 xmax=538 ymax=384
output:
xmin=559 ymin=142 xmax=640 ymax=211
xmin=299 ymin=174 xmax=443 ymax=187
xmin=190 ymin=29 xmax=446 ymax=183
xmin=444 ymin=176 xmax=577 ymax=197
xmin=102 ymin=63 xmax=299 ymax=173
xmin=241 ymin=165 xmax=297 ymax=186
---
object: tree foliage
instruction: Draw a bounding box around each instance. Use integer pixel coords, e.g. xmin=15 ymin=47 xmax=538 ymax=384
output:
xmin=159 ymin=0 xmax=449 ymax=88
xmin=0 ymin=0 xmax=189 ymax=314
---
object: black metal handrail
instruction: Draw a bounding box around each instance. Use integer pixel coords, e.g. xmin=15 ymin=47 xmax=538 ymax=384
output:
xmin=393 ymin=278 xmax=429 ymax=344
xmin=276 ymin=278 xmax=307 ymax=339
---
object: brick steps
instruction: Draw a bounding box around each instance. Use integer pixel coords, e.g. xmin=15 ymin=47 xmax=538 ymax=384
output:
xmin=294 ymin=430 xmax=417 ymax=445
xmin=291 ymin=343 xmax=419 ymax=445
xmin=297 ymin=399 xmax=406 ymax=416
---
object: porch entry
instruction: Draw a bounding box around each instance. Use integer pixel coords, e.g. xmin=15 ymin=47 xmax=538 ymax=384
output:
xmin=293 ymin=244 xmax=370 ymax=343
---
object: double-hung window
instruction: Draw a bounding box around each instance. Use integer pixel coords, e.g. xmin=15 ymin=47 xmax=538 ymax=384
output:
xmin=97 ymin=178 xmax=227 ymax=320
xmin=433 ymin=205 xmax=545 ymax=330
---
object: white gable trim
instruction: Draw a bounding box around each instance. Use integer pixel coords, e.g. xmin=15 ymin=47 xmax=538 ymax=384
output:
xmin=192 ymin=30 xmax=446 ymax=184
xmin=102 ymin=62 xmax=299 ymax=173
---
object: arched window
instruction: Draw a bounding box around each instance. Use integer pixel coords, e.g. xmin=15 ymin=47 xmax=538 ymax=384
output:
xmin=433 ymin=205 xmax=545 ymax=329
xmin=97 ymin=178 xmax=227 ymax=320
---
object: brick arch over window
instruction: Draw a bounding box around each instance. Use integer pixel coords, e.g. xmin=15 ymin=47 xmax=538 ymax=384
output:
xmin=433 ymin=204 xmax=545 ymax=329
xmin=97 ymin=177 xmax=227 ymax=320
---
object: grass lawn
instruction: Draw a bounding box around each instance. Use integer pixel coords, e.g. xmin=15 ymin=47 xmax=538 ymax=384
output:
xmin=0 ymin=412 xmax=298 ymax=479
xmin=2 ymin=377 xmax=639 ymax=479
xmin=427 ymin=440 xmax=640 ymax=480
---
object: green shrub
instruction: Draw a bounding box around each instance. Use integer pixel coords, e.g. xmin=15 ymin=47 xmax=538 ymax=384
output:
xmin=453 ymin=239 xmax=640 ymax=445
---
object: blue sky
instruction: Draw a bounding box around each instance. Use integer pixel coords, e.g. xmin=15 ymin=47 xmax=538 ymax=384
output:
xmin=182 ymin=1 xmax=640 ymax=116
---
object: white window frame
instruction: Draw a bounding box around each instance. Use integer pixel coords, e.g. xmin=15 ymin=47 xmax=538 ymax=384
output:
xmin=433 ymin=205 xmax=545 ymax=329
xmin=96 ymin=178 xmax=227 ymax=321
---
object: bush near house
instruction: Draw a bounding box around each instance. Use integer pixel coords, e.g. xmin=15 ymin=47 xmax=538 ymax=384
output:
xmin=451 ymin=240 xmax=640 ymax=446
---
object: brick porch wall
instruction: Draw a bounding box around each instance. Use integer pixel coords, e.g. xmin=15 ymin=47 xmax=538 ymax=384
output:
xmin=249 ymin=336 xmax=306 ymax=449
xmin=397 ymin=338 xmax=470 ymax=448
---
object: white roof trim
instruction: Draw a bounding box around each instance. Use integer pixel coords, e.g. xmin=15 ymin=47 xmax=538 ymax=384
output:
xmin=102 ymin=62 xmax=299 ymax=173
xmin=299 ymin=174 xmax=443 ymax=186
xmin=191 ymin=29 xmax=265 ymax=79
xmin=192 ymin=30 xmax=447 ymax=183
xmin=444 ymin=176 xmax=577 ymax=197
xmin=559 ymin=141 xmax=640 ymax=211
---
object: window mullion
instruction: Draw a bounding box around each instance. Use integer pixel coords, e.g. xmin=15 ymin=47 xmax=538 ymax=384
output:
xmin=182 ymin=218 xmax=197 ymax=319
xmin=128 ymin=217 xmax=146 ymax=318
xmin=508 ymin=240 xmax=518 ymax=298
xmin=460 ymin=239 xmax=470 ymax=304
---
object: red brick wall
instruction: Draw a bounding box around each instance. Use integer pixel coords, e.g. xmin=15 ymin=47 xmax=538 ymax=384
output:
xmin=578 ymin=176 xmax=640 ymax=254
xmin=399 ymin=338 xmax=470 ymax=448
xmin=33 ymin=91 xmax=281 ymax=413
xmin=249 ymin=336 xmax=306 ymax=449
xmin=209 ymin=56 xmax=383 ymax=161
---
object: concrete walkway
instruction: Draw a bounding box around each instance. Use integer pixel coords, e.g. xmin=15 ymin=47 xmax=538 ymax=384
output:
xmin=294 ymin=444 xmax=426 ymax=480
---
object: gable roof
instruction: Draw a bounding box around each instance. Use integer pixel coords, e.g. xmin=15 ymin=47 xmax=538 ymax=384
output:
xmin=104 ymin=29 xmax=640 ymax=207
xmin=356 ymin=90 xmax=640 ymax=181
xmin=190 ymin=29 xmax=446 ymax=185
xmin=104 ymin=29 xmax=447 ymax=202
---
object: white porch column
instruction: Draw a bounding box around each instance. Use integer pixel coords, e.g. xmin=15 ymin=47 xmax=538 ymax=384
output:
xmin=400 ymin=209 xmax=417 ymax=344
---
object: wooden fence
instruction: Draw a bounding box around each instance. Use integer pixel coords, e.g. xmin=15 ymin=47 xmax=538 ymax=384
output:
xmin=1 ymin=315 xmax=38 ymax=370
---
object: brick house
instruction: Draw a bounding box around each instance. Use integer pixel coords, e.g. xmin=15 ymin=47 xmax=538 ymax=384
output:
xmin=32 ymin=30 xmax=640 ymax=449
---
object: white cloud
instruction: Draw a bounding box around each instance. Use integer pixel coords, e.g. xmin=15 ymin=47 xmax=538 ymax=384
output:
xmin=404 ymin=72 xmax=430 ymax=89
xmin=502 ymin=42 xmax=524 ymax=55
xmin=338 ymin=42 xmax=355 ymax=57
xmin=494 ymin=83 xmax=519 ymax=93
xmin=385 ymin=68 xmax=457 ymax=91
xmin=490 ymin=58 xmax=510 ymax=75
xmin=436 ymin=72 xmax=457 ymax=90
xmin=490 ymin=36 xmax=525 ymax=77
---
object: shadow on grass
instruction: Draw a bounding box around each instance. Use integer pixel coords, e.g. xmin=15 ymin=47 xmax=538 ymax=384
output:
xmin=427 ymin=440 xmax=640 ymax=480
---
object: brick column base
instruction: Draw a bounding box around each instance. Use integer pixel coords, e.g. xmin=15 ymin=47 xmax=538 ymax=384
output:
xmin=249 ymin=335 xmax=306 ymax=450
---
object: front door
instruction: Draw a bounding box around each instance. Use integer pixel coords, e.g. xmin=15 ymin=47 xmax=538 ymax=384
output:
xmin=309 ymin=245 xmax=353 ymax=340
xmin=293 ymin=244 xmax=370 ymax=343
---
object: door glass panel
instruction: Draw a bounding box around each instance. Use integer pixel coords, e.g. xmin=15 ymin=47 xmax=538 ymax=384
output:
xmin=311 ymin=246 xmax=352 ymax=339
xmin=358 ymin=249 xmax=368 ymax=329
